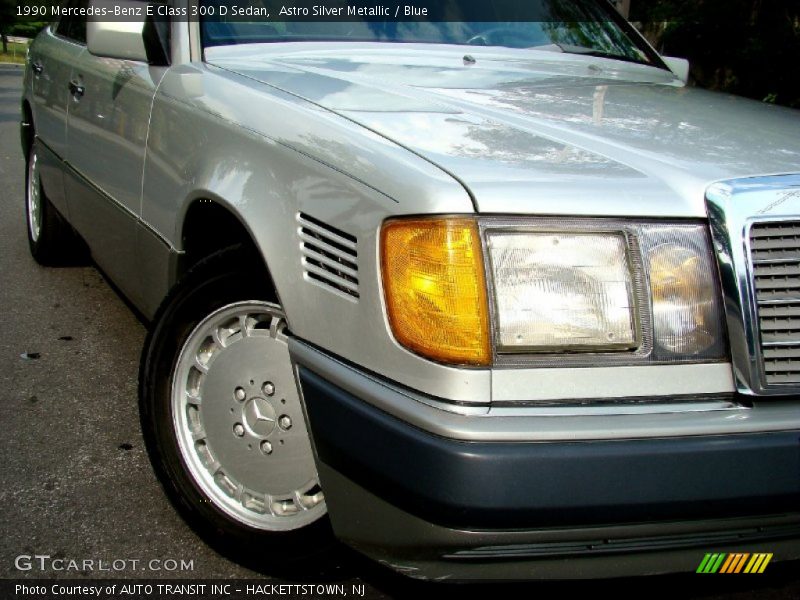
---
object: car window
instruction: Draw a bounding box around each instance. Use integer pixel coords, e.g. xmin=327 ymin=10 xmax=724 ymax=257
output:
xmin=55 ymin=0 xmax=89 ymax=44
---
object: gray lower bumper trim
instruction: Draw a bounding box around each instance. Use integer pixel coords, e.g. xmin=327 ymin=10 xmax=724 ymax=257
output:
xmin=320 ymin=465 xmax=800 ymax=580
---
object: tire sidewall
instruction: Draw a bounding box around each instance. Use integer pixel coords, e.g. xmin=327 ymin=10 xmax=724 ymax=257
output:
xmin=139 ymin=247 xmax=334 ymax=564
xmin=25 ymin=141 xmax=44 ymax=257
xmin=24 ymin=140 xmax=80 ymax=265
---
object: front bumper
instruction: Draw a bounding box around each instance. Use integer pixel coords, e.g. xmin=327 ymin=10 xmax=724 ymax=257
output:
xmin=290 ymin=340 xmax=800 ymax=579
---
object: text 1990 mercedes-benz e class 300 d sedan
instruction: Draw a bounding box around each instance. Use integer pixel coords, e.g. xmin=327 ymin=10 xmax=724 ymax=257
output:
xmin=21 ymin=0 xmax=800 ymax=579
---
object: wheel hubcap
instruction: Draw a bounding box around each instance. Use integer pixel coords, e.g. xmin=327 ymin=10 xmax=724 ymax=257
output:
xmin=27 ymin=150 xmax=42 ymax=243
xmin=171 ymin=301 xmax=325 ymax=531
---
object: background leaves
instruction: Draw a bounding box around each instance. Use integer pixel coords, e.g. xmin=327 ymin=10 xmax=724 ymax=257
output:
xmin=631 ymin=0 xmax=800 ymax=107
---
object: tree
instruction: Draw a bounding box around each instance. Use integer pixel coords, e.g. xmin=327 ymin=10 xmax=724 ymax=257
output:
xmin=0 ymin=0 xmax=47 ymax=55
xmin=631 ymin=0 xmax=800 ymax=108
xmin=0 ymin=0 xmax=14 ymax=54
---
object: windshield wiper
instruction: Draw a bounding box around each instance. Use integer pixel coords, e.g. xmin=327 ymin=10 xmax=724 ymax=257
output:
xmin=551 ymin=43 xmax=650 ymax=67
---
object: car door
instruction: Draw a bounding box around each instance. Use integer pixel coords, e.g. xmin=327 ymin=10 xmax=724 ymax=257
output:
xmin=27 ymin=8 xmax=87 ymax=218
xmin=63 ymin=7 xmax=168 ymax=307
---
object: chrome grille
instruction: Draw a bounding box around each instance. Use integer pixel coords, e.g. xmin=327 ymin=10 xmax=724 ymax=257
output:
xmin=750 ymin=221 xmax=800 ymax=385
xmin=297 ymin=212 xmax=359 ymax=300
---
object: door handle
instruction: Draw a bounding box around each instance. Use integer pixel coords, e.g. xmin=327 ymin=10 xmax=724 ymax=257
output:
xmin=31 ymin=61 xmax=43 ymax=75
xmin=68 ymin=79 xmax=85 ymax=98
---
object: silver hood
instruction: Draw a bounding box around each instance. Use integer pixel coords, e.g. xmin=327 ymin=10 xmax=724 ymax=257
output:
xmin=208 ymin=43 xmax=800 ymax=217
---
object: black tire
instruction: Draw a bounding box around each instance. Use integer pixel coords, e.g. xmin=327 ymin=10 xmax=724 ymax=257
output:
xmin=25 ymin=140 xmax=82 ymax=266
xmin=139 ymin=245 xmax=339 ymax=577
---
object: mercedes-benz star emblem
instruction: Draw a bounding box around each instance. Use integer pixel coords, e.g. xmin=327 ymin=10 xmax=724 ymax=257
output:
xmin=243 ymin=397 xmax=276 ymax=438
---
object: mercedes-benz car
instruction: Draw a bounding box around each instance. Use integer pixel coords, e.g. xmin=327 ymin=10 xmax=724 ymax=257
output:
xmin=21 ymin=0 xmax=800 ymax=579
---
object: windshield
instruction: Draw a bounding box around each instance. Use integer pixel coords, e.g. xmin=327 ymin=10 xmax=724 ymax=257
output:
xmin=200 ymin=0 xmax=662 ymax=68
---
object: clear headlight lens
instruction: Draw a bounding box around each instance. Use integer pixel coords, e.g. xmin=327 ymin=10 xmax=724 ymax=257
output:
xmin=487 ymin=232 xmax=637 ymax=352
xmin=644 ymin=225 xmax=724 ymax=357
xmin=485 ymin=220 xmax=726 ymax=363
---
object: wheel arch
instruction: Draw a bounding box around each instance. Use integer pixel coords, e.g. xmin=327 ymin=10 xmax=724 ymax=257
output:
xmin=177 ymin=196 xmax=280 ymax=307
xmin=21 ymin=99 xmax=34 ymax=159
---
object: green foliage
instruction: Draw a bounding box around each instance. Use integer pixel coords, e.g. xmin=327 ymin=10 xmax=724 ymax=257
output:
xmin=11 ymin=21 xmax=48 ymax=37
xmin=0 ymin=39 xmax=28 ymax=62
xmin=0 ymin=0 xmax=48 ymax=46
xmin=631 ymin=0 xmax=800 ymax=108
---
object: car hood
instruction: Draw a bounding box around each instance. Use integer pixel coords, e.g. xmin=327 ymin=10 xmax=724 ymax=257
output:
xmin=209 ymin=45 xmax=800 ymax=217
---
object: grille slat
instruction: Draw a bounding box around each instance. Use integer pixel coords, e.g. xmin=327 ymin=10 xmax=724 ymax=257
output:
xmin=750 ymin=220 xmax=800 ymax=386
xmin=750 ymin=221 xmax=800 ymax=240
xmin=762 ymin=345 xmax=800 ymax=359
xmin=757 ymin=303 xmax=800 ymax=318
xmin=762 ymin=373 xmax=800 ymax=384
xmin=754 ymin=277 xmax=800 ymax=290
xmin=297 ymin=213 xmax=359 ymax=300
xmin=754 ymin=263 xmax=800 ymax=277
xmin=754 ymin=289 xmax=800 ymax=302
xmin=752 ymin=256 xmax=800 ymax=265
xmin=762 ymin=360 xmax=800 ymax=373
xmin=751 ymin=224 xmax=800 ymax=238
xmin=751 ymin=247 xmax=800 ymax=262
xmin=762 ymin=331 xmax=800 ymax=343
xmin=760 ymin=318 xmax=800 ymax=331
xmin=751 ymin=236 xmax=800 ymax=250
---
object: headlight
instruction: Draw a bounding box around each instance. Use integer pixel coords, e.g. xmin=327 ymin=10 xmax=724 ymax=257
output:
xmin=381 ymin=217 xmax=726 ymax=367
xmin=487 ymin=231 xmax=638 ymax=352
xmin=486 ymin=219 xmax=726 ymax=365
xmin=644 ymin=225 xmax=726 ymax=358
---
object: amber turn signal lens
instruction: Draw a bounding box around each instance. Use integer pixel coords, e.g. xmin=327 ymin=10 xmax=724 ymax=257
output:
xmin=380 ymin=217 xmax=491 ymax=366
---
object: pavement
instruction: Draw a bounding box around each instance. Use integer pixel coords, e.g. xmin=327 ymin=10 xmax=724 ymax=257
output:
xmin=1 ymin=63 xmax=799 ymax=599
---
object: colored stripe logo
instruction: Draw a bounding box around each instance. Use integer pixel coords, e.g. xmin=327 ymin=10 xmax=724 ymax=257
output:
xmin=696 ymin=553 xmax=773 ymax=574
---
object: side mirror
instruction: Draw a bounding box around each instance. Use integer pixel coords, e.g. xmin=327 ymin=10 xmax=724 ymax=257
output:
xmin=662 ymin=56 xmax=690 ymax=84
xmin=87 ymin=0 xmax=149 ymax=62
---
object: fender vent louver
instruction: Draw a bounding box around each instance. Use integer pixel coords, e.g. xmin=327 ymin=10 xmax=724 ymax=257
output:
xmin=298 ymin=212 xmax=359 ymax=300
